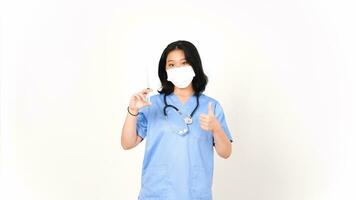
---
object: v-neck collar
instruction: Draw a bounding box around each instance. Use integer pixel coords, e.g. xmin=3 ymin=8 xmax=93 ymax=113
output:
xmin=170 ymin=92 xmax=195 ymax=108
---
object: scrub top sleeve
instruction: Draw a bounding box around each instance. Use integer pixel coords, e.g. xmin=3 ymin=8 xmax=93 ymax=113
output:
xmin=213 ymin=101 xmax=234 ymax=146
xmin=136 ymin=106 xmax=149 ymax=140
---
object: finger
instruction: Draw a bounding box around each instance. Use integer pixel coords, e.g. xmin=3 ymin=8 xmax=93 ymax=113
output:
xmin=199 ymin=114 xmax=208 ymax=120
xmin=143 ymin=101 xmax=152 ymax=106
xmin=137 ymin=93 xmax=145 ymax=101
xmin=199 ymin=120 xmax=208 ymax=126
xmin=141 ymin=88 xmax=153 ymax=94
xmin=134 ymin=94 xmax=145 ymax=102
xmin=200 ymin=124 xmax=208 ymax=130
xmin=208 ymin=102 xmax=214 ymax=116
xmin=199 ymin=116 xmax=206 ymax=122
xmin=141 ymin=93 xmax=151 ymax=104
xmin=199 ymin=117 xmax=209 ymax=124
xmin=200 ymin=114 xmax=213 ymax=122
xmin=200 ymin=118 xmax=209 ymax=125
xmin=137 ymin=93 xmax=146 ymax=101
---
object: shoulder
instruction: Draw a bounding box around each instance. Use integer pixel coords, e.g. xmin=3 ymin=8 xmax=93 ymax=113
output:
xmin=199 ymin=93 xmax=221 ymax=105
xmin=199 ymin=93 xmax=227 ymax=114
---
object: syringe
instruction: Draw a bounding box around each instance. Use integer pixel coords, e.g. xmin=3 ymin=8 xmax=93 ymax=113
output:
xmin=145 ymin=66 xmax=152 ymax=103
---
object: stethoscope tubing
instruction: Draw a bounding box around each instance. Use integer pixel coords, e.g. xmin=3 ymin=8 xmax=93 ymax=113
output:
xmin=163 ymin=92 xmax=200 ymax=119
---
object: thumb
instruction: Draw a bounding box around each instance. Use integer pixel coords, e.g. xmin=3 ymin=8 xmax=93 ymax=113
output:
xmin=208 ymin=102 xmax=214 ymax=116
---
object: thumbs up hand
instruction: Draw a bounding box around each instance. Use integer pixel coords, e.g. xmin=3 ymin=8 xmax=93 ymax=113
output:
xmin=199 ymin=102 xmax=220 ymax=133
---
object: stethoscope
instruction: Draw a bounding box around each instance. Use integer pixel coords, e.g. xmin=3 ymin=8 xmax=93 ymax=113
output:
xmin=163 ymin=92 xmax=200 ymax=125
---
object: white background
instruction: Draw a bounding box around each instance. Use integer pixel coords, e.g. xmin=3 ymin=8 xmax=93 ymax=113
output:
xmin=1 ymin=0 xmax=355 ymax=199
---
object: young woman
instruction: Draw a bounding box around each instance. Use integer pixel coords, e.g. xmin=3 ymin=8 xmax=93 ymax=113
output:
xmin=121 ymin=40 xmax=234 ymax=200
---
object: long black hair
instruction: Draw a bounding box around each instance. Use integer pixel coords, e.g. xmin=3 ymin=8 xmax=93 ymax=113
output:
xmin=157 ymin=40 xmax=208 ymax=95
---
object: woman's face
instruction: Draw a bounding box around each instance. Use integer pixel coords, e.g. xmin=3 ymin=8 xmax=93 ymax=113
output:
xmin=165 ymin=49 xmax=189 ymax=70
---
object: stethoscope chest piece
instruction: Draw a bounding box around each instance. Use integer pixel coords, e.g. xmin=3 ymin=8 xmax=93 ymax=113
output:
xmin=184 ymin=117 xmax=193 ymax=125
xmin=163 ymin=92 xmax=200 ymax=135
xmin=177 ymin=127 xmax=189 ymax=135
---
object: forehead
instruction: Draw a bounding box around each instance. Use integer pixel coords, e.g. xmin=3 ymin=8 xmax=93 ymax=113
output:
xmin=166 ymin=49 xmax=186 ymax=62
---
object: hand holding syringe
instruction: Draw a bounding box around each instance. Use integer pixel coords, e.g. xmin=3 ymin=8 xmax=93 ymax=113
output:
xmin=127 ymin=67 xmax=155 ymax=114
xmin=128 ymin=88 xmax=153 ymax=115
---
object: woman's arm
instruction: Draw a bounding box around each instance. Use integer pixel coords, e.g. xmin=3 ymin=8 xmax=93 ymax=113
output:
xmin=212 ymin=124 xmax=232 ymax=159
xmin=121 ymin=107 xmax=143 ymax=150
xmin=199 ymin=102 xmax=232 ymax=159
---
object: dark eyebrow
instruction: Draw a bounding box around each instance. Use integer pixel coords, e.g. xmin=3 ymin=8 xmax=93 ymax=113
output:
xmin=167 ymin=58 xmax=186 ymax=62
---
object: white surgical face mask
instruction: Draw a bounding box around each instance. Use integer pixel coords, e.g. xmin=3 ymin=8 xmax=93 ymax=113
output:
xmin=166 ymin=65 xmax=195 ymax=88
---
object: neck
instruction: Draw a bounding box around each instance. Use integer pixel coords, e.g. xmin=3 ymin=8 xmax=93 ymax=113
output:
xmin=173 ymin=84 xmax=194 ymax=97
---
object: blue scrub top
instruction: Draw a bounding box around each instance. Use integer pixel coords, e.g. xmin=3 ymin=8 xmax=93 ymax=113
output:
xmin=136 ymin=92 xmax=234 ymax=200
